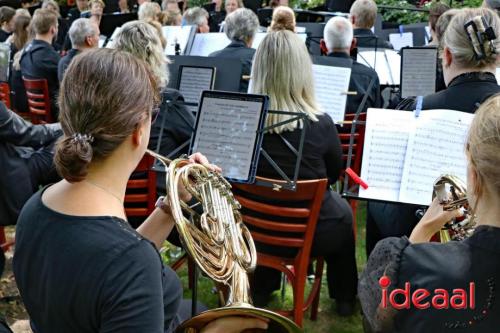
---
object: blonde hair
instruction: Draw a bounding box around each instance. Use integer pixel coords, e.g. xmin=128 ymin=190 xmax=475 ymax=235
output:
xmin=251 ymin=30 xmax=321 ymax=134
xmin=466 ymin=94 xmax=500 ymax=202
xmin=349 ymin=0 xmax=377 ymax=29
xmin=269 ymin=6 xmax=295 ymax=32
xmin=443 ymin=7 xmax=500 ymax=69
xmin=114 ymin=20 xmax=169 ymax=88
xmin=138 ymin=1 xmax=161 ymax=22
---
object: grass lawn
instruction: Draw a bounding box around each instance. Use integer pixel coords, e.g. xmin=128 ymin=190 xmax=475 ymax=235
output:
xmin=169 ymin=202 xmax=368 ymax=333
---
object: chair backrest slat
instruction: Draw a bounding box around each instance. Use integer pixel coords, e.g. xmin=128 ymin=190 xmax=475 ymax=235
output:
xmin=22 ymin=77 xmax=53 ymax=124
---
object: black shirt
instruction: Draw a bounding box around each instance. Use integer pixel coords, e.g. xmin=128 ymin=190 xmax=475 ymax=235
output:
xmin=208 ymin=10 xmax=225 ymax=32
xmin=327 ymin=52 xmax=382 ymax=114
xmin=354 ymin=28 xmax=393 ymax=50
xmin=13 ymin=188 xmax=182 ymax=333
xmin=360 ymin=225 xmax=500 ymax=332
xmin=0 ymin=29 xmax=11 ymax=43
xmin=20 ymin=39 xmax=60 ymax=115
xmin=209 ymin=40 xmax=255 ymax=93
xmin=67 ymin=7 xmax=81 ymax=24
xmin=256 ymin=114 xmax=345 ymax=223
xmin=58 ymin=48 xmax=80 ymax=81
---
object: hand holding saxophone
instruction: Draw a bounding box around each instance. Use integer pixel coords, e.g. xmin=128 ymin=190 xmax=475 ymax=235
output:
xmin=409 ymin=198 xmax=463 ymax=244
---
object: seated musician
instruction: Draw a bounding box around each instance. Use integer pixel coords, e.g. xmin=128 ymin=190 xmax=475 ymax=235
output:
xmin=349 ymin=0 xmax=392 ymax=50
xmin=12 ymin=48 xmax=268 ymax=333
xmin=268 ymin=6 xmax=295 ymax=32
xmin=321 ymin=16 xmax=382 ymax=114
xmin=359 ymin=93 xmax=500 ymax=332
xmin=183 ymin=7 xmax=210 ymax=33
xmin=209 ymin=8 xmax=259 ymax=93
xmin=207 ymin=0 xmax=225 ymax=32
xmin=249 ymin=30 xmax=358 ymax=316
xmin=366 ymin=8 xmax=500 ymax=256
xmin=114 ymin=21 xmax=194 ymax=197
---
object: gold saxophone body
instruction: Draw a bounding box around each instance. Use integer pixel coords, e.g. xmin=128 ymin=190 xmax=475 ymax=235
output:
xmin=146 ymin=149 xmax=301 ymax=333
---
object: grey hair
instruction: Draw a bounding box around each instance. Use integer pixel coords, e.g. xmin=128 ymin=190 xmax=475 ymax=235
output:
xmin=349 ymin=0 xmax=377 ymax=29
xmin=443 ymin=7 xmax=500 ymax=69
xmin=42 ymin=0 xmax=60 ymax=13
xmin=114 ymin=20 xmax=169 ymax=88
xmin=69 ymin=18 xmax=98 ymax=48
xmin=224 ymin=8 xmax=259 ymax=43
xmin=138 ymin=2 xmax=161 ymax=22
xmin=324 ymin=16 xmax=353 ymax=51
xmin=251 ymin=30 xmax=321 ymax=134
xmin=183 ymin=7 xmax=208 ymax=26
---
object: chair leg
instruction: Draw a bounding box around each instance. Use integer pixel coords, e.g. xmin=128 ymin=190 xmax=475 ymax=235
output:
xmin=310 ymin=259 xmax=324 ymax=321
xmin=293 ymin=270 xmax=306 ymax=327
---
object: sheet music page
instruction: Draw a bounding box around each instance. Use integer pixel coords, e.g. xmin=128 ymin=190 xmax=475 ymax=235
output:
xmin=384 ymin=49 xmax=401 ymax=85
xmin=359 ymin=109 xmax=413 ymax=202
xmin=189 ymin=33 xmax=231 ymax=56
xmin=178 ymin=67 xmax=214 ymax=105
xmin=358 ymin=50 xmax=400 ymax=85
xmin=399 ymin=110 xmax=474 ymax=205
xmin=251 ymin=32 xmax=267 ymax=49
xmin=192 ymin=97 xmax=264 ymax=181
xmin=495 ymin=67 xmax=500 ymax=84
xmin=163 ymin=25 xmax=194 ymax=55
xmin=425 ymin=26 xmax=431 ymax=45
xmin=312 ymin=64 xmax=351 ymax=123
xmin=401 ymin=48 xmax=437 ymax=98
xmin=389 ymin=32 xmax=413 ymax=51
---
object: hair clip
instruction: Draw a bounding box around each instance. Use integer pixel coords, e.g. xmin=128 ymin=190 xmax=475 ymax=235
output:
xmin=464 ymin=16 xmax=497 ymax=60
xmin=71 ymin=133 xmax=94 ymax=144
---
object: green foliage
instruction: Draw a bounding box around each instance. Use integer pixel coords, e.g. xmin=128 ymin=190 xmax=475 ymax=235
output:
xmin=376 ymin=0 xmax=431 ymax=25
xmin=187 ymin=0 xmax=211 ymax=8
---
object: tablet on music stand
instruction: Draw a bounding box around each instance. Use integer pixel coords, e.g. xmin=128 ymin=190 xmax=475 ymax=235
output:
xmin=177 ymin=65 xmax=216 ymax=113
xmin=190 ymin=91 xmax=269 ymax=183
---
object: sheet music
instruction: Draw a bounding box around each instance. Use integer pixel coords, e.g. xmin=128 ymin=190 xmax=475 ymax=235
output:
xmin=192 ymin=97 xmax=264 ymax=181
xmin=162 ymin=25 xmax=194 ymax=55
xmin=425 ymin=26 xmax=431 ymax=45
xmin=178 ymin=67 xmax=214 ymax=105
xmin=359 ymin=109 xmax=413 ymax=202
xmin=189 ymin=33 xmax=231 ymax=56
xmin=389 ymin=32 xmax=413 ymax=51
xmin=401 ymin=48 xmax=437 ymax=98
xmin=399 ymin=110 xmax=473 ymax=205
xmin=496 ymin=68 xmax=500 ymax=85
xmin=358 ymin=50 xmax=400 ymax=85
xmin=312 ymin=64 xmax=351 ymax=123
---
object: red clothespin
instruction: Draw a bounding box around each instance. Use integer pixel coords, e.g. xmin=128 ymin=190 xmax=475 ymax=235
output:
xmin=346 ymin=168 xmax=369 ymax=190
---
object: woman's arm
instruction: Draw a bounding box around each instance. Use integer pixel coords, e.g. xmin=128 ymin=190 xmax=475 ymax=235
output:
xmin=324 ymin=117 xmax=343 ymax=184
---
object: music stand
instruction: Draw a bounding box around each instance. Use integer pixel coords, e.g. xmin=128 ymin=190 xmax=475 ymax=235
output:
xmin=99 ymin=12 xmax=137 ymax=38
xmin=296 ymin=22 xmax=326 ymax=56
xmin=257 ymin=8 xmax=273 ymax=27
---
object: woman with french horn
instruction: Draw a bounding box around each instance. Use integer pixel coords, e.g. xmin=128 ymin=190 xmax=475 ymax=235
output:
xmin=11 ymin=49 xmax=269 ymax=332
xmin=359 ymin=93 xmax=500 ymax=331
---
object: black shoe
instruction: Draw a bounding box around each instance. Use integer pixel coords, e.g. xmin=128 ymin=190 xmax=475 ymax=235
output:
xmin=336 ymin=300 xmax=355 ymax=317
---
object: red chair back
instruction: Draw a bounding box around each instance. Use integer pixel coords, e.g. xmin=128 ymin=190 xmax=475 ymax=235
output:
xmin=338 ymin=112 xmax=367 ymax=179
xmin=0 ymin=82 xmax=11 ymax=109
xmin=124 ymin=154 xmax=157 ymax=219
xmin=22 ymin=77 xmax=53 ymax=124
xmin=232 ymin=177 xmax=328 ymax=326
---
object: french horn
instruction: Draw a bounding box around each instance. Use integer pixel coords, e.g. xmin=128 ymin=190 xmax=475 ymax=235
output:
xmin=432 ymin=175 xmax=476 ymax=242
xmin=146 ymin=150 xmax=302 ymax=333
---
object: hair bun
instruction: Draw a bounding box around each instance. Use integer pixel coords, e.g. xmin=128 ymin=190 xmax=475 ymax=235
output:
xmin=54 ymin=134 xmax=94 ymax=183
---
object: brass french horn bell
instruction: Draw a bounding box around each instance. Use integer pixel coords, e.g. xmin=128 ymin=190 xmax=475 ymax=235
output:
xmin=432 ymin=175 xmax=476 ymax=242
xmin=146 ymin=150 xmax=302 ymax=333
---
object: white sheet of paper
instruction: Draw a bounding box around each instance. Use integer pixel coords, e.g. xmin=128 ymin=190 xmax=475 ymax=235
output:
xmin=359 ymin=109 xmax=412 ymax=202
xmin=425 ymin=26 xmax=431 ymax=45
xmin=98 ymin=36 xmax=106 ymax=48
xmin=389 ymin=32 xmax=413 ymax=51
xmin=357 ymin=50 xmax=401 ymax=85
xmin=162 ymin=25 xmax=195 ymax=55
xmin=399 ymin=110 xmax=473 ymax=205
xmin=312 ymin=64 xmax=351 ymax=123
xmin=495 ymin=68 xmax=500 ymax=85
xmin=191 ymin=97 xmax=263 ymax=181
xmin=178 ymin=67 xmax=214 ymax=104
xmin=401 ymin=48 xmax=437 ymax=98
xmin=189 ymin=33 xmax=231 ymax=56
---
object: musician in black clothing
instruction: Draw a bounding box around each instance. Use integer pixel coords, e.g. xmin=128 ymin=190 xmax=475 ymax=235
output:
xmin=0 ymin=6 xmax=15 ymax=42
xmin=67 ymin=0 xmax=89 ymax=24
xmin=249 ymin=30 xmax=358 ymax=316
xmin=349 ymin=0 xmax=392 ymax=49
xmin=322 ymin=16 xmax=382 ymax=115
xmin=209 ymin=8 xmax=259 ymax=93
xmin=366 ymin=8 xmax=500 ymax=257
xmin=20 ymin=9 xmax=60 ymax=117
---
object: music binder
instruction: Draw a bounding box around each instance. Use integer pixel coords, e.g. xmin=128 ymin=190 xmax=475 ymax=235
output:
xmin=400 ymin=47 xmax=437 ymax=98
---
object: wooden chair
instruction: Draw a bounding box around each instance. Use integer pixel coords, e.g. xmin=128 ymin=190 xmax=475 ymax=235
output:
xmin=338 ymin=112 xmax=367 ymax=238
xmin=124 ymin=154 xmax=157 ymax=221
xmin=0 ymin=82 xmax=11 ymax=109
xmin=0 ymin=227 xmax=14 ymax=252
xmin=232 ymin=177 xmax=328 ymax=327
xmin=22 ymin=77 xmax=54 ymax=124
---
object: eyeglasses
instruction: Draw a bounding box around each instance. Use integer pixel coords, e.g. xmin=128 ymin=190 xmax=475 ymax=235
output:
xmin=152 ymin=107 xmax=160 ymax=124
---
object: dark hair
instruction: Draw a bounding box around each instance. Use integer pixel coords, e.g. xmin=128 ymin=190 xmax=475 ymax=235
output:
xmin=0 ymin=6 xmax=15 ymax=25
xmin=429 ymin=2 xmax=450 ymax=32
xmin=55 ymin=48 xmax=159 ymax=182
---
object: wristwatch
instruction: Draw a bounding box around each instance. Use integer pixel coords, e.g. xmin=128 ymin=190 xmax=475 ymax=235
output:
xmin=155 ymin=196 xmax=171 ymax=215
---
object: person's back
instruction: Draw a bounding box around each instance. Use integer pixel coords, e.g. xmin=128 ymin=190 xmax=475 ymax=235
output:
xmin=350 ymin=0 xmax=392 ymax=49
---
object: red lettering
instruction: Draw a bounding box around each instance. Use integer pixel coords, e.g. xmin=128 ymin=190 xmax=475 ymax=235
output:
xmin=412 ymin=289 xmax=430 ymax=309
xmin=450 ymin=289 xmax=467 ymax=309
xmin=390 ymin=282 xmax=410 ymax=310
xmin=432 ymin=289 xmax=449 ymax=309
xmin=382 ymin=288 xmax=388 ymax=308
xmin=470 ymin=282 xmax=475 ymax=309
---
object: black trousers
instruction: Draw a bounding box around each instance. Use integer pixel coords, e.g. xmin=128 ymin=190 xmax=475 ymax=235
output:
xmin=251 ymin=192 xmax=358 ymax=302
xmin=365 ymin=201 xmax=421 ymax=257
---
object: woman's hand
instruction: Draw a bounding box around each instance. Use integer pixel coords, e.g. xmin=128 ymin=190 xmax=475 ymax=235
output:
xmin=176 ymin=152 xmax=222 ymax=202
xmin=409 ymin=198 xmax=462 ymax=243
xmin=201 ymin=316 xmax=269 ymax=333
